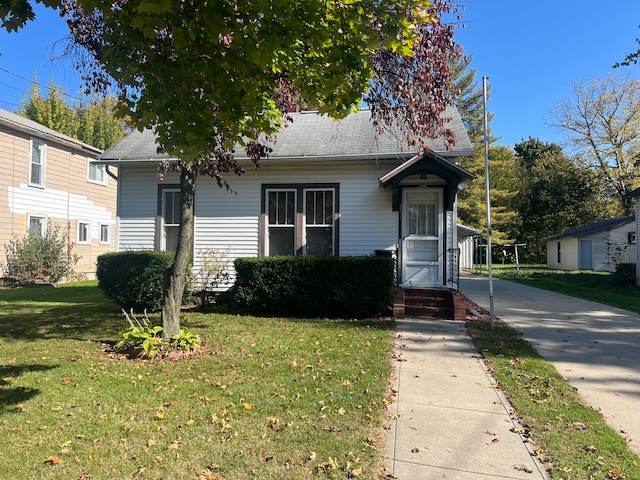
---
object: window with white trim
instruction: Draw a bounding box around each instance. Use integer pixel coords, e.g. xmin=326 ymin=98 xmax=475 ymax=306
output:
xmin=78 ymin=222 xmax=90 ymax=244
xmin=100 ymin=224 xmax=111 ymax=244
xmin=629 ymin=232 xmax=637 ymax=245
xmin=161 ymin=188 xmax=181 ymax=252
xmin=88 ymin=159 xmax=107 ymax=185
xmin=263 ymin=184 xmax=338 ymax=256
xmin=28 ymin=215 xmax=46 ymax=236
xmin=29 ymin=138 xmax=45 ymax=187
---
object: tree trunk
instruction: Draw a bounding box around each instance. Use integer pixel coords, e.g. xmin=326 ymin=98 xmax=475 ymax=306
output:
xmin=161 ymin=164 xmax=196 ymax=338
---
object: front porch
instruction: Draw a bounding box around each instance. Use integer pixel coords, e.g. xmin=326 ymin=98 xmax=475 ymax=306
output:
xmin=393 ymin=287 xmax=466 ymax=321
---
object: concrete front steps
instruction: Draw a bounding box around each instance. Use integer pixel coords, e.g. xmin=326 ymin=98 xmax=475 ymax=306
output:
xmin=393 ymin=287 xmax=466 ymax=321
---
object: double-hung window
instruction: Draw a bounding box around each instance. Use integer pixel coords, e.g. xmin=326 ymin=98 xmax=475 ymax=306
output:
xmin=29 ymin=138 xmax=45 ymax=187
xmin=78 ymin=221 xmax=90 ymax=244
xmin=159 ymin=187 xmax=181 ymax=252
xmin=100 ymin=224 xmax=111 ymax=244
xmin=88 ymin=159 xmax=107 ymax=185
xmin=28 ymin=215 xmax=46 ymax=236
xmin=263 ymin=184 xmax=338 ymax=256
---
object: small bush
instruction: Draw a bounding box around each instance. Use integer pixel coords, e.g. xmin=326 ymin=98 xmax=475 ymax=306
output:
xmin=97 ymin=251 xmax=191 ymax=312
xmin=3 ymin=222 xmax=78 ymax=284
xmin=611 ymin=263 xmax=637 ymax=286
xmin=231 ymin=256 xmax=394 ymax=318
xmin=117 ymin=310 xmax=201 ymax=358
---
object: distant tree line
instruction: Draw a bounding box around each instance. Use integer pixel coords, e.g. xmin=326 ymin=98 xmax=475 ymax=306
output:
xmin=454 ymin=59 xmax=639 ymax=263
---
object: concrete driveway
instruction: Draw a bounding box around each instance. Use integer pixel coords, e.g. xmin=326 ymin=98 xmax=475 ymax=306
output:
xmin=460 ymin=272 xmax=640 ymax=456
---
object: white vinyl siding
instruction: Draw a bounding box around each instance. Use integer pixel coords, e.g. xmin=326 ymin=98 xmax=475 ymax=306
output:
xmin=608 ymin=224 xmax=637 ymax=267
xmin=116 ymin=160 xmax=402 ymax=286
xmin=115 ymin=165 xmax=158 ymax=251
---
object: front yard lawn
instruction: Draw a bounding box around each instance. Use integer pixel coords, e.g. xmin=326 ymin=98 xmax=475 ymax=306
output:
xmin=0 ymin=281 xmax=394 ymax=479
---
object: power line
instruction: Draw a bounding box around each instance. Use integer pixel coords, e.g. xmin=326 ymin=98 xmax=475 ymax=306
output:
xmin=0 ymin=66 xmax=89 ymax=105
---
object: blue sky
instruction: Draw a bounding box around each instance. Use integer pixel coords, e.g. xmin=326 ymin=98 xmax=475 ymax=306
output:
xmin=1 ymin=1 xmax=640 ymax=147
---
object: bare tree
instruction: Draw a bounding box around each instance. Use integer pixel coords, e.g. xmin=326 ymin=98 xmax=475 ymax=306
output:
xmin=548 ymin=73 xmax=640 ymax=216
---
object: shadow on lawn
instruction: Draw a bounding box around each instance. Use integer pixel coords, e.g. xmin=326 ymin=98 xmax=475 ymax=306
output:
xmin=0 ymin=364 xmax=57 ymax=413
xmin=0 ymin=285 xmax=123 ymax=342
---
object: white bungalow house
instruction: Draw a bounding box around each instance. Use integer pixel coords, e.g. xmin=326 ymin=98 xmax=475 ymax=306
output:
xmin=545 ymin=216 xmax=636 ymax=272
xmin=98 ymin=108 xmax=474 ymax=316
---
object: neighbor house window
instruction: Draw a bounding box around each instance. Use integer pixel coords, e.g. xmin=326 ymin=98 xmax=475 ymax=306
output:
xmin=159 ymin=186 xmax=181 ymax=252
xmin=87 ymin=159 xmax=107 ymax=185
xmin=28 ymin=215 xmax=46 ymax=236
xmin=628 ymin=232 xmax=637 ymax=245
xmin=29 ymin=138 xmax=45 ymax=187
xmin=263 ymin=184 xmax=338 ymax=256
xmin=100 ymin=224 xmax=111 ymax=244
xmin=557 ymin=242 xmax=561 ymax=263
xmin=78 ymin=221 xmax=90 ymax=244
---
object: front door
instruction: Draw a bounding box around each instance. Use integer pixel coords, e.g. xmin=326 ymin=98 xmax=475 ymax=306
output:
xmin=401 ymin=189 xmax=443 ymax=286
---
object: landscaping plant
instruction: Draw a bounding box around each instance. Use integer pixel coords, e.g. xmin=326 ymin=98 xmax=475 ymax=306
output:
xmin=3 ymin=221 xmax=78 ymax=284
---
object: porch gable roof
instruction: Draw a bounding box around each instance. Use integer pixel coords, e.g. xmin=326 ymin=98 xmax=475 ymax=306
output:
xmin=378 ymin=150 xmax=474 ymax=211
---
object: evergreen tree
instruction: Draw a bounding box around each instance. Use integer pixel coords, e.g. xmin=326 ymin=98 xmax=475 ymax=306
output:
xmin=453 ymin=56 xmax=517 ymax=244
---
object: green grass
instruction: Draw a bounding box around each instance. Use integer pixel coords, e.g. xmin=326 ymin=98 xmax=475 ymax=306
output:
xmin=0 ymin=281 xmax=394 ymax=479
xmin=467 ymin=321 xmax=640 ymax=480
xmin=485 ymin=264 xmax=640 ymax=314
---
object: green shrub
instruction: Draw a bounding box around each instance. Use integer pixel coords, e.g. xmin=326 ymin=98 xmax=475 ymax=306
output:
xmin=231 ymin=256 xmax=394 ymax=318
xmin=611 ymin=263 xmax=637 ymax=286
xmin=97 ymin=251 xmax=190 ymax=312
xmin=3 ymin=222 xmax=78 ymax=284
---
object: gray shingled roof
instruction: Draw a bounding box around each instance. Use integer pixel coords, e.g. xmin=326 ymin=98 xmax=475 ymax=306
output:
xmin=626 ymin=187 xmax=640 ymax=198
xmin=99 ymin=106 xmax=473 ymax=163
xmin=0 ymin=108 xmax=102 ymax=154
xmin=545 ymin=216 xmax=635 ymax=240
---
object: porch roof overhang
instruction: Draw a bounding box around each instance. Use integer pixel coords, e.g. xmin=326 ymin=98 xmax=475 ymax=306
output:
xmin=378 ymin=150 xmax=474 ymax=211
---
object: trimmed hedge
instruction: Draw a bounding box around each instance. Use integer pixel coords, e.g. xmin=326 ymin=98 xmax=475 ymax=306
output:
xmin=611 ymin=263 xmax=637 ymax=287
xmin=231 ymin=255 xmax=395 ymax=318
xmin=96 ymin=251 xmax=186 ymax=312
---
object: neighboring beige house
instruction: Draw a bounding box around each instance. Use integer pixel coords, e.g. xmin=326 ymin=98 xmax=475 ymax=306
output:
xmin=0 ymin=109 xmax=117 ymax=279
xmin=545 ymin=216 xmax=636 ymax=272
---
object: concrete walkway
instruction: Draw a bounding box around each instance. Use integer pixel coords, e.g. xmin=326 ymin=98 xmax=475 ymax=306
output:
xmin=384 ymin=319 xmax=548 ymax=479
xmin=459 ymin=273 xmax=640 ymax=456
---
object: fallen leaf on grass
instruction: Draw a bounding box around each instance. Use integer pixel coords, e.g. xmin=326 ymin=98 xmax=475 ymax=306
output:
xmin=348 ymin=466 xmax=363 ymax=477
xmin=133 ymin=465 xmax=146 ymax=476
xmin=45 ymin=456 xmax=62 ymax=465
xmin=568 ymin=421 xmax=588 ymax=430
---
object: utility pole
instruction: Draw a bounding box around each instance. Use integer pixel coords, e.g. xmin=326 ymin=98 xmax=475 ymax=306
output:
xmin=483 ymin=76 xmax=495 ymax=330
